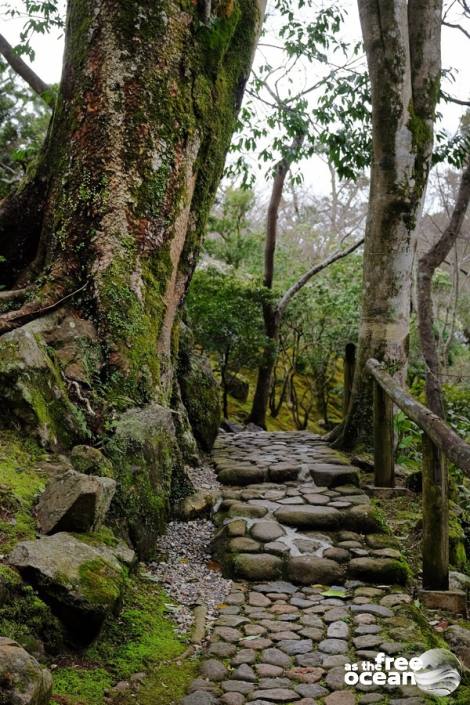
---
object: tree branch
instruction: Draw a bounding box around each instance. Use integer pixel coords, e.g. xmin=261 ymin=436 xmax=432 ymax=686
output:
xmin=276 ymin=237 xmax=364 ymax=316
xmin=0 ymin=33 xmax=53 ymax=107
xmin=417 ymin=157 xmax=470 ymax=417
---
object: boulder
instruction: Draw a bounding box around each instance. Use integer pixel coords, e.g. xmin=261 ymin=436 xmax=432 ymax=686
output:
xmin=0 ymin=637 xmax=52 ymax=705
xmin=274 ymin=505 xmax=341 ymax=530
xmin=178 ymin=326 xmax=221 ymax=451
xmin=70 ymin=445 xmax=114 ymax=478
xmin=0 ymin=326 xmax=88 ymax=448
xmin=218 ymin=465 xmax=267 ymax=485
xmin=177 ymin=489 xmax=218 ymax=520
xmin=445 ymin=625 xmax=470 ymax=668
xmin=310 ymin=465 xmax=359 ymax=487
xmin=342 ymin=505 xmax=383 ymax=533
xmin=348 ymin=557 xmax=408 ymax=585
xmin=106 ymin=403 xmax=185 ymax=560
xmin=287 ymin=556 xmax=345 ymax=585
xmin=36 ymin=469 xmax=116 ymax=534
xmin=226 ymin=373 xmax=249 ymax=402
xmin=9 ymin=533 xmax=128 ymax=645
xmin=232 ymin=553 xmax=283 ymax=581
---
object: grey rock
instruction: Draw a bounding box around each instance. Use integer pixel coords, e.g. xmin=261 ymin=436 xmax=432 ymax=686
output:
xmin=274 ymin=505 xmax=341 ymax=530
xmin=348 ymin=558 xmax=408 ymax=585
xmin=231 ymin=664 xmax=257 ymax=683
xmin=250 ymin=522 xmax=285 ymax=543
xmin=181 ymin=692 xmax=220 ymax=705
xmin=9 ymin=533 xmax=126 ymax=644
xmin=36 ymin=468 xmax=116 ymax=534
xmin=0 ymin=637 xmax=52 ymax=705
xmin=318 ymin=638 xmax=348 ymax=654
xmin=260 ymin=648 xmax=292 ymax=668
xmin=231 ymin=649 xmax=257 ymax=666
xmin=233 ymin=554 xmax=283 ymax=581
xmin=287 ymin=556 xmax=344 ymax=585
xmin=248 ymin=689 xmax=300 ymax=702
xmin=295 ymin=683 xmax=329 ymax=698
xmin=222 ymin=681 xmax=255 ymax=694
xmin=254 ymin=581 xmax=296 ymax=594
xmin=221 ymin=694 xmax=245 ymax=705
xmin=351 ymin=604 xmax=393 ymax=618
xmin=201 ymin=660 xmax=228 ymax=682
xmin=278 ymin=639 xmax=313 ymax=655
xmin=209 ymin=643 xmax=237 ymax=658
xmin=310 ymin=465 xmax=359 ymax=487
xmin=327 ymin=621 xmax=349 ymax=639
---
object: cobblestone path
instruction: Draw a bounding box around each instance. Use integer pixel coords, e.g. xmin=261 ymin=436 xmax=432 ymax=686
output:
xmin=180 ymin=432 xmax=440 ymax=705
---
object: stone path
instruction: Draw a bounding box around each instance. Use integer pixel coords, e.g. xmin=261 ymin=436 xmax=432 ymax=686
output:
xmin=180 ymin=431 xmax=435 ymax=705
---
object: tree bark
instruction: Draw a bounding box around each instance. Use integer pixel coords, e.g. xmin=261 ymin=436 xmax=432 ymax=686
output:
xmin=334 ymin=0 xmax=442 ymax=450
xmin=0 ymin=0 xmax=265 ymax=417
xmin=417 ymin=158 xmax=470 ymax=417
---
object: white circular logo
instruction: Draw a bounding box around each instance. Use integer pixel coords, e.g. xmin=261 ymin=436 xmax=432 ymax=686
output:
xmin=413 ymin=648 xmax=462 ymax=696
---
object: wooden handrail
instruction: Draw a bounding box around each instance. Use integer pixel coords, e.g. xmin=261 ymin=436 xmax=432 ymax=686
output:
xmin=366 ymin=358 xmax=470 ymax=476
xmin=362 ymin=356 xmax=470 ymax=592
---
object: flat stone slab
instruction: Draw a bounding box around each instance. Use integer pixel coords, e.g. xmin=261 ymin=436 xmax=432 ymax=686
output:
xmin=310 ymin=465 xmax=360 ymax=487
xmin=274 ymin=505 xmax=341 ymax=530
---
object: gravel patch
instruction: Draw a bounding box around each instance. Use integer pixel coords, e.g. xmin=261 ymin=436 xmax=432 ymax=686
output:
xmin=149 ymin=518 xmax=231 ymax=635
xmin=186 ymin=462 xmax=220 ymax=492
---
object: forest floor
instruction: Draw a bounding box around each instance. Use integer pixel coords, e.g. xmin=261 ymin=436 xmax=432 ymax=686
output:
xmin=177 ymin=431 xmax=470 ymax=705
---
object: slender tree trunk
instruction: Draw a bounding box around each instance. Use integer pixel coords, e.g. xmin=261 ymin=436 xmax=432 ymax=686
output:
xmin=0 ymin=0 xmax=265 ymax=426
xmin=417 ymin=158 xmax=470 ymax=417
xmin=334 ymin=0 xmax=442 ymax=450
xmin=248 ymin=136 xmax=303 ymax=427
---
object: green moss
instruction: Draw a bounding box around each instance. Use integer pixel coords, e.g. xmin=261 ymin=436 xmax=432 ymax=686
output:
xmin=449 ymin=512 xmax=467 ymax=571
xmin=52 ymin=668 xmax=113 ymax=704
xmin=52 ymin=573 xmax=198 ymax=705
xmin=78 ymin=559 xmax=126 ymax=606
xmin=0 ymin=431 xmax=46 ymax=551
xmin=0 ymin=566 xmax=64 ymax=654
xmin=72 ymin=526 xmax=120 ymax=548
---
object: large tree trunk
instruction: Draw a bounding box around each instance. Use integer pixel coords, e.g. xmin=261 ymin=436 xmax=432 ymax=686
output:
xmin=334 ymin=0 xmax=442 ymax=449
xmin=0 ymin=0 xmax=265 ymax=413
xmin=0 ymin=0 xmax=264 ymax=558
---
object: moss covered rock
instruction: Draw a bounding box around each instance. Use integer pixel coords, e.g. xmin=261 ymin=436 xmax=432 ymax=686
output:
xmin=9 ymin=533 xmax=128 ymax=645
xmin=70 ymin=445 xmax=115 ymax=478
xmin=0 ymin=565 xmax=64 ymax=655
xmin=106 ymin=403 xmax=187 ymax=560
xmin=171 ymin=382 xmax=200 ymax=466
xmin=36 ymin=469 xmax=116 ymax=534
xmin=178 ymin=327 xmax=221 ymax=451
xmin=0 ymin=327 xmax=88 ymax=449
xmin=0 ymin=636 xmax=52 ymax=705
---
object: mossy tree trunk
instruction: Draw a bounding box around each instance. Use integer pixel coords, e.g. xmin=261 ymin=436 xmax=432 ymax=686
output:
xmin=334 ymin=0 xmax=442 ymax=450
xmin=0 ymin=0 xmax=265 ymax=420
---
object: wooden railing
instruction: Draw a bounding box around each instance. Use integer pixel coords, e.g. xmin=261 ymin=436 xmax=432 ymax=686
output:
xmin=343 ymin=345 xmax=470 ymax=591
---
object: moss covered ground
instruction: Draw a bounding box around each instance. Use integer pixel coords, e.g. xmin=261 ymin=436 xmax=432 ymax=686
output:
xmin=52 ymin=573 xmax=198 ymax=705
xmin=225 ymin=364 xmax=344 ymax=433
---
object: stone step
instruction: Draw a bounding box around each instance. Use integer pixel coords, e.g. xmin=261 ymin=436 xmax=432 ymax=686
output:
xmin=310 ymin=465 xmax=360 ymax=488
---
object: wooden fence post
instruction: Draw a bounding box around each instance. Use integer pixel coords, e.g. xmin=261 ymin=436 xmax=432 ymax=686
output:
xmin=373 ymin=379 xmax=395 ymax=487
xmin=343 ymin=343 xmax=356 ymax=417
xmin=422 ymin=433 xmax=449 ymax=590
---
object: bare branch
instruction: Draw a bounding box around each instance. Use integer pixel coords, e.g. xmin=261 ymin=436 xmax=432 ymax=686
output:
xmin=0 ymin=33 xmax=53 ymax=107
xmin=276 ymin=237 xmax=364 ymax=316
